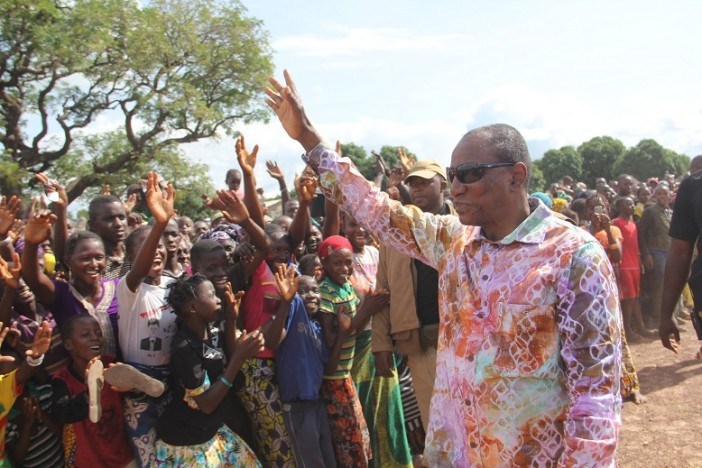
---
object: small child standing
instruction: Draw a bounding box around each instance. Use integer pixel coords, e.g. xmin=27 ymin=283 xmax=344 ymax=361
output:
xmin=275 ymin=274 xmax=336 ymax=467
xmin=316 ymin=235 xmax=378 ymax=467
xmin=50 ymin=315 xmax=135 ymax=467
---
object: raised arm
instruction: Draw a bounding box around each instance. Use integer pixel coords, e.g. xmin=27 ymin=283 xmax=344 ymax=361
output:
xmin=266 ymin=160 xmax=290 ymax=209
xmin=125 ymin=172 xmax=175 ymax=292
xmin=265 ymin=70 xmax=461 ymax=268
xmin=557 ymin=242 xmax=621 ymax=466
xmin=0 ymin=195 xmax=20 ymax=262
xmin=36 ymin=174 xmax=69 ymax=266
xmin=289 ymin=171 xmax=317 ymax=247
xmin=259 ymin=264 xmax=297 ymax=349
xmin=222 ymin=283 xmax=244 ymax=359
xmin=20 ymin=211 xmax=57 ymax=305
xmin=236 ymin=135 xmax=265 ymax=228
xmin=214 ymin=189 xmax=269 ymax=279
xmin=0 ymin=253 xmax=23 ymax=323
xmin=192 ymin=330 xmax=264 ymax=415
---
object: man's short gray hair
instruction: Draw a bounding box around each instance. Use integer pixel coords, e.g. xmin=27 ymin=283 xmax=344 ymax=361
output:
xmin=464 ymin=123 xmax=531 ymax=186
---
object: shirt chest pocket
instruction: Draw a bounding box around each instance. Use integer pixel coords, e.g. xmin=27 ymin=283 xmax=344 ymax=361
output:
xmin=485 ymin=302 xmax=559 ymax=377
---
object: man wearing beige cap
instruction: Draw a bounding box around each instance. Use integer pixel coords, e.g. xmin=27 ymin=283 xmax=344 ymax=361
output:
xmin=373 ymin=159 xmax=455 ymax=437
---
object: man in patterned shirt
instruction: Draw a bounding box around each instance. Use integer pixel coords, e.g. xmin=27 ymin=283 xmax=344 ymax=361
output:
xmin=265 ymin=70 xmax=622 ymax=466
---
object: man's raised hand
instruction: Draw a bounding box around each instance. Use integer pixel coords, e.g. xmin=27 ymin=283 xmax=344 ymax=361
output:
xmin=265 ymin=70 xmax=322 ymax=152
xmin=0 ymin=252 xmax=21 ymax=290
xmin=274 ymin=264 xmax=298 ymax=303
xmin=215 ymin=190 xmax=250 ymax=225
xmin=266 ymin=161 xmax=285 ymax=181
xmin=23 ymin=210 xmax=56 ymax=245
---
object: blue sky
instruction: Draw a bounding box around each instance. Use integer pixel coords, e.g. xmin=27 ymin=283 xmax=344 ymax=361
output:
xmin=183 ymin=0 xmax=702 ymax=195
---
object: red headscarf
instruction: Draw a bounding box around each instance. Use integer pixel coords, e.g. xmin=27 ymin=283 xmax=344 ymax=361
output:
xmin=317 ymin=235 xmax=353 ymax=260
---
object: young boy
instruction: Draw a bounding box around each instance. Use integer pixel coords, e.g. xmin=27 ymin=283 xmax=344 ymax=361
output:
xmin=275 ymin=275 xmax=336 ymax=467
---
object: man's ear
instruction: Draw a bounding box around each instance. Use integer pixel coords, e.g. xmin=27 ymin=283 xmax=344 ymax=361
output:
xmin=511 ymin=163 xmax=529 ymax=189
xmin=440 ymin=178 xmax=448 ymax=191
xmin=63 ymin=338 xmax=74 ymax=352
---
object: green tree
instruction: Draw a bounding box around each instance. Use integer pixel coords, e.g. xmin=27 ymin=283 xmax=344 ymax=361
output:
xmin=340 ymin=143 xmax=372 ymax=179
xmin=528 ymin=164 xmax=546 ymax=193
xmin=577 ymin=136 xmax=626 ymax=186
xmin=613 ymin=139 xmax=690 ymax=181
xmin=536 ymin=145 xmax=583 ymax=186
xmin=1 ymin=0 xmax=273 ymax=203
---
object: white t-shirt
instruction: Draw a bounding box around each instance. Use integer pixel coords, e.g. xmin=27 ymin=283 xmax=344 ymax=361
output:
xmin=117 ymin=276 xmax=176 ymax=366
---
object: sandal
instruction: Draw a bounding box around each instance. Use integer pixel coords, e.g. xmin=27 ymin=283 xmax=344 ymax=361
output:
xmin=86 ymin=358 xmax=104 ymax=423
xmin=103 ymin=363 xmax=165 ymax=397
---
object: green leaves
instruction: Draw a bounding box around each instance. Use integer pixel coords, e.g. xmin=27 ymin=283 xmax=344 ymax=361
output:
xmin=1 ymin=0 xmax=273 ymax=204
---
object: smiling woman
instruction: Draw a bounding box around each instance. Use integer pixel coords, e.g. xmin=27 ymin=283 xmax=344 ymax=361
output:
xmin=20 ymin=217 xmax=121 ymax=357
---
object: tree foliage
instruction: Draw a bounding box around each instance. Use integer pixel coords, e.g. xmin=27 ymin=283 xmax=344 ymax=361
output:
xmin=535 ymin=145 xmax=582 ymax=185
xmin=0 ymin=0 xmax=273 ymax=204
xmin=613 ymin=139 xmax=689 ymax=181
xmin=528 ymin=164 xmax=546 ymax=193
xmin=578 ymin=136 xmax=626 ymax=186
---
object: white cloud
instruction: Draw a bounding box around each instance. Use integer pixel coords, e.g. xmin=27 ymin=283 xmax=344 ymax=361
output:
xmin=274 ymin=25 xmax=467 ymax=58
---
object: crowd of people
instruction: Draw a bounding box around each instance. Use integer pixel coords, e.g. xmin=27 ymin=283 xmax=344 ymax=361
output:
xmin=0 ymin=69 xmax=698 ymax=468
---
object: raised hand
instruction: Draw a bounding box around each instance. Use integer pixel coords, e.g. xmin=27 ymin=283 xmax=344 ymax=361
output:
xmin=215 ymin=190 xmax=250 ymax=225
xmin=27 ymin=321 xmax=51 ymax=359
xmin=236 ymin=135 xmax=259 ymax=177
xmin=0 ymin=195 xmax=20 ymax=237
xmin=224 ymin=282 xmax=244 ymax=322
xmin=266 ymin=160 xmax=285 ymax=181
xmin=398 ymin=148 xmax=415 ymax=172
xmin=101 ymin=184 xmax=111 ymax=196
xmin=274 ymin=264 xmax=298 ymax=302
xmin=336 ymin=140 xmax=343 ymax=157
xmin=0 ymin=252 xmax=21 ymax=289
xmin=235 ymin=329 xmax=266 ymax=360
xmin=145 ymin=172 xmax=175 ymax=224
xmin=36 ymin=173 xmax=68 ymax=207
xmin=23 ymin=210 xmax=57 ymax=245
xmin=265 ymin=70 xmax=321 ymax=151
xmin=298 ymin=175 xmax=318 ymax=204
xmin=388 ymin=167 xmax=406 ymax=188
xmin=122 ymin=193 xmax=137 ymax=215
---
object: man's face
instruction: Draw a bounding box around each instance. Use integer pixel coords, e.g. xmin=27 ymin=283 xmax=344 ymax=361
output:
xmin=89 ymin=202 xmax=127 ymax=245
xmin=617 ymin=197 xmax=635 ymax=217
xmin=284 ymin=200 xmax=299 ymax=218
xmin=407 ymin=175 xmax=444 ymax=213
xmin=322 ymin=249 xmax=354 ymax=285
xmin=162 ymin=219 xmax=180 ymax=256
xmin=617 ymin=176 xmax=633 ymax=196
xmin=653 ymin=187 xmax=670 ymax=208
xmin=448 ymin=135 xmax=516 ymax=228
xmin=193 ymin=221 xmax=208 ymax=238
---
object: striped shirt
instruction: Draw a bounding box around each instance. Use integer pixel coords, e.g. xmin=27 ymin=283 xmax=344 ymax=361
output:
xmin=6 ymin=383 xmax=64 ymax=468
xmin=319 ymin=277 xmax=359 ymax=379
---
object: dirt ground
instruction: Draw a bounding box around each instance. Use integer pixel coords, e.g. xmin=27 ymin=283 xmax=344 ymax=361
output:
xmin=618 ymin=320 xmax=702 ymax=467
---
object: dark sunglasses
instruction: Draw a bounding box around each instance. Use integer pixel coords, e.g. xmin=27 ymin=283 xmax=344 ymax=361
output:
xmin=446 ymin=162 xmax=516 ymax=184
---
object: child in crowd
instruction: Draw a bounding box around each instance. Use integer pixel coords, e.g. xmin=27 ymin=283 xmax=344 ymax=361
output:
xmin=317 ymin=235 xmax=380 ymax=467
xmin=275 ymin=273 xmax=336 ymax=467
xmin=298 ymin=253 xmax=323 ymax=281
xmin=21 ymin=212 xmax=120 ymax=357
xmin=117 ymin=172 xmax=178 ymax=466
xmin=0 ymin=321 xmax=52 ymax=467
xmin=50 ymin=315 xmax=138 ymax=467
xmin=154 ymin=274 xmax=262 ymax=466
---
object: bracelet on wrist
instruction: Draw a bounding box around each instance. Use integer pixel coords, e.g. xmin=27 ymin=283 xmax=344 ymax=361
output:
xmin=219 ymin=375 xmax=233 ymax=388
xmin=26 ymin=354 xmax=44 ymax=367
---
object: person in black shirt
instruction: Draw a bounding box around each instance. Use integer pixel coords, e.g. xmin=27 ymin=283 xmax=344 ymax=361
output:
xmin=154 ymin=274 xmax=263 ymax=465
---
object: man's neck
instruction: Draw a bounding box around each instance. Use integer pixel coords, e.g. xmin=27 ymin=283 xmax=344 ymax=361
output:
xmin=482 ymin=199 xmax=531 ymax=242
xmin=424 ymin=198 xmax=444 ymax=215
xmin=104 ymin=240 xmax=124 ymax=258
xmin=165 ymin=253 xmax=179 ymax=273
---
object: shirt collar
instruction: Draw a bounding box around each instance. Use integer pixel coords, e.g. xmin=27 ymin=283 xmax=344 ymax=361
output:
xmin=473 ymin=202 xmax=553 ymax=246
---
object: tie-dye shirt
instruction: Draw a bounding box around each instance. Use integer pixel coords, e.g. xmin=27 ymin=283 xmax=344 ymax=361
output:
xmin=304 ymin=144 xmax=622 ymax=467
